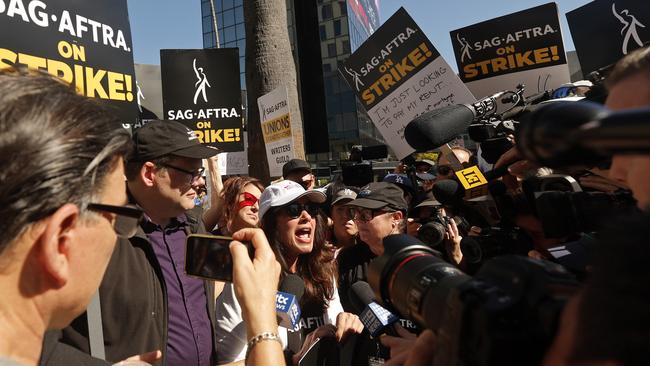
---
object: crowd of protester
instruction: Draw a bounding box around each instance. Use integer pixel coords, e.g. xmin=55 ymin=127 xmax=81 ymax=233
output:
xmin=1 ymin=46 xmax=650 ymax=366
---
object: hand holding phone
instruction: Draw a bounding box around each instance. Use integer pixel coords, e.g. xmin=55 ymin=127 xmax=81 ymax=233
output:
xmin=230 ymin=229 xmax=284 ymax=366
xmin=185 ymin=234 xmax=253 ymax=282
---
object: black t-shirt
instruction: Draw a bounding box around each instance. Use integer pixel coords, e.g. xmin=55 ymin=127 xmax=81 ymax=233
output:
xmin=337 ymin=243 xmax=376 ymax=313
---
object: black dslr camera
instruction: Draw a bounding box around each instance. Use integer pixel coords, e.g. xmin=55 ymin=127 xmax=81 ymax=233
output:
xmin=368 ymin=234 xmax=579 ymax=366
xmin=416 ymin=208 xmax=469 ymax=248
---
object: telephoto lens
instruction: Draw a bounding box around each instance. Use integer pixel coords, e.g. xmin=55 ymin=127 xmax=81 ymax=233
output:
xmin=368 ymin=234 xmax=580 ymax=366
xmin=367 ymin=234 xmax=470 ymax=330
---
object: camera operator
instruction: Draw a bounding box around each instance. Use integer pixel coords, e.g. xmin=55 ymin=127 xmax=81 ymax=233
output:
xmin=382 ymin=212 xmax=650 ymax=366
xmin=409 ymin=195 xmax=466 ymax=269
xmin=378 ymin=46 xmax=650 ymax=366
xmin=543 ymin=212 xmax=650 ymax=366
xmin=435 ymin=146 xmax=473 ymax=181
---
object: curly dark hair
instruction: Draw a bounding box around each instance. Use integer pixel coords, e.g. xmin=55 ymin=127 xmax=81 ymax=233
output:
xmin=261 ymin=208 xmax=337 ymax=310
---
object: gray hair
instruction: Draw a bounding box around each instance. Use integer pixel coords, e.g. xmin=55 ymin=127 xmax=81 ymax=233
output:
xmin=0 ymin=68 xmax=132 ymax=254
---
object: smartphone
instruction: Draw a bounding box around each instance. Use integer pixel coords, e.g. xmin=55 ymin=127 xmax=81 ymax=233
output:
xmin=185 ymin=234 xmax=253 ymax=282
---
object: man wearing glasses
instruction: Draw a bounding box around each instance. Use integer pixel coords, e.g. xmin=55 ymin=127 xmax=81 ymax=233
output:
xmin=43 ymin=121 xmax=219 ymax=366
xmin=123 ymin=121 xmax=221 ymax=366
xmin=435 ymin=146 xmax=473 ymax=181
xmin=0 ymin=69 xmax=136 ymax=365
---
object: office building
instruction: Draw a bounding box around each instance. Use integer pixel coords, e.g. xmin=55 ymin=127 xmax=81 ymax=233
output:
xmin=200 ymin=0 xmax=384 ymax=165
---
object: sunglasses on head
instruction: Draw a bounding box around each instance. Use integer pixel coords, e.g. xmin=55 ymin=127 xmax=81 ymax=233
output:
xmin=238 ymin=192 xmax=259 ymax=209
xmin=279 ymin=202 xmax=320 ymax=218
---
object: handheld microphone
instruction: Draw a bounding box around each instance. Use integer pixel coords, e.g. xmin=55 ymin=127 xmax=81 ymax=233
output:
xmin=432 ymin=179 xmax=464 ymax=206
xmin=454 ymin=164 xmax=510 ymax=199
xmin=433 ymin=166 xmax=509 ymax=226
xmin=276 ymin=274 xmax=304 ymax=330
xmin=350 ymin=281 xmax=400 ymax=338
xmin=404 ymin=92 xmax=505 ymax=152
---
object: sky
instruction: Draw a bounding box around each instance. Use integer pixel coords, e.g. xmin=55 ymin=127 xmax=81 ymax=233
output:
xmin=127 ymin=0 xmax=593 ymax=69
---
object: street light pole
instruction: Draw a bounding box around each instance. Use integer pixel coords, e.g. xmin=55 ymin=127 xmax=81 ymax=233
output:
xmin=208 ymin=0 xmax=220 ymax=48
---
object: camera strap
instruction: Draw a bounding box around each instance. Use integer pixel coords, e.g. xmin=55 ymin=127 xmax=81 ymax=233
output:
xmin=87 ymin=290 xmax=106 ymax=359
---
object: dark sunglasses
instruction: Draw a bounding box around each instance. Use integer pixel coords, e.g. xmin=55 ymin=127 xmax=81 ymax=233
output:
xmin=159 ymin=163 xmax=205 ymax=185
xmin=279 ymin=202 xmax=320 ymax=218
xmin=88 ymin=203 xmax=143 ymax=238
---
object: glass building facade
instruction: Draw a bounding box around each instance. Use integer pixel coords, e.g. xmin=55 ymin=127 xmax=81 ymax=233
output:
xmin=201 ymin=0 xmax=383 ymax=164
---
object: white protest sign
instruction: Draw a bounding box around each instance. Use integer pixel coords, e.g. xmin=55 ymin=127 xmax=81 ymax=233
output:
xmin=340 ymin=7 xmax=475 ymax=159
xmin=217 ymin=134 xmax=249 ymax=175
xmin=257 ymin=86 xmax=295 ymax=177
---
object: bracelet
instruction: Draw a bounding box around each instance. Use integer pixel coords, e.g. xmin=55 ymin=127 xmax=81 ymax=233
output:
xmin=245 ymin=331 xmax=281 ymax=360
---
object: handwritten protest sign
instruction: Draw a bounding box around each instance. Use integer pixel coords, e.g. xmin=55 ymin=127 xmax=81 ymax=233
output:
xmin=340 ymin=8 xmax=475 ymax=159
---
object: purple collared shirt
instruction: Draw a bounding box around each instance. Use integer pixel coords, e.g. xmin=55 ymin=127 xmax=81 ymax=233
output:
xmin=146 ymin=216 xmax=213 ymax=366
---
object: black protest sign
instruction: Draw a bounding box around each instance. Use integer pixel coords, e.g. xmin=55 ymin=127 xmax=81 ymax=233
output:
xmin=339 ymin=7 xmax=440 ymax=110
xmin=450 ymin=3 xmax=567 ymax=83
xmin=161 ymin=48 xmax=243 ymax=152
xmin=0 ymin=0 xmax=138 ymax=125
xmin=567 ymin=0 xmax=650 ymax=75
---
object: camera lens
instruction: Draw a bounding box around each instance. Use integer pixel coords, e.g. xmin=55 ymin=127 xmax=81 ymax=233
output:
xmin=417 ymin=221 xmax=447 ymax=247
xmin=368 ymin=234 xmax=470 ymax=328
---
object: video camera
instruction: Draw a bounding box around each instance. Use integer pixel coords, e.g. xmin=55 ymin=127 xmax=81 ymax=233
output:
xmin=367 ymin=234 xmax=579 ymax=366
xmin=405 ymin=85 xmax=552 ymax=164
xmin=383 ymin=57 xmax=646 ymax=365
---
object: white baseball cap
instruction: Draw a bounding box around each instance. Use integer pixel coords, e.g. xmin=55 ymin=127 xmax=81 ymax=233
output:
xmin=258 ymin=180 xmax=326 ymax=219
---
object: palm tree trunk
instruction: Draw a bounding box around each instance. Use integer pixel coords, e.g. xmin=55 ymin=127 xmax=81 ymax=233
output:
xmin=244 ymin=0 xmax=305 ymax=183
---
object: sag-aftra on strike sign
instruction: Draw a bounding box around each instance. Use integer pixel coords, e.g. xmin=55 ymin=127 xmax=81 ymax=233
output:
xmin=0 ymin=0 xmax=138 ymax=125
xmin=339 ymin=7 xmax=475 ymax=159
xmin=450 ymin=3 xmax=570 ymax=100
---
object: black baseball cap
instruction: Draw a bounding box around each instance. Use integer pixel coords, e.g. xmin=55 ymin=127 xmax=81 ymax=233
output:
xmin=282 ymin=158 xmax=311 ymax=177
xmin=131 ymin=120 xmax=219 ymax=161
xmin=345 ymin=182 xmax=408 ymax=211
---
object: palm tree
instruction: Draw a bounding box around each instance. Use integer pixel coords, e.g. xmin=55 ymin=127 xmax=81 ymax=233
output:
xmin=243 ymin=0 xmax=305 ymax=183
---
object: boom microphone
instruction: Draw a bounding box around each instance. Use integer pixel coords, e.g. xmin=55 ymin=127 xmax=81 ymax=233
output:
xmin=350 ymin=281 xmax=400 ymax=338
xmin=277 ymin=274 xmax=304 ymax=330
xmin=517 ymin=101 xmax=650 ymax=168
xmin=405 ymin=105 xmax=475 ymax=151
xmin=405 ymin=92 xmax=505 ymax=151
